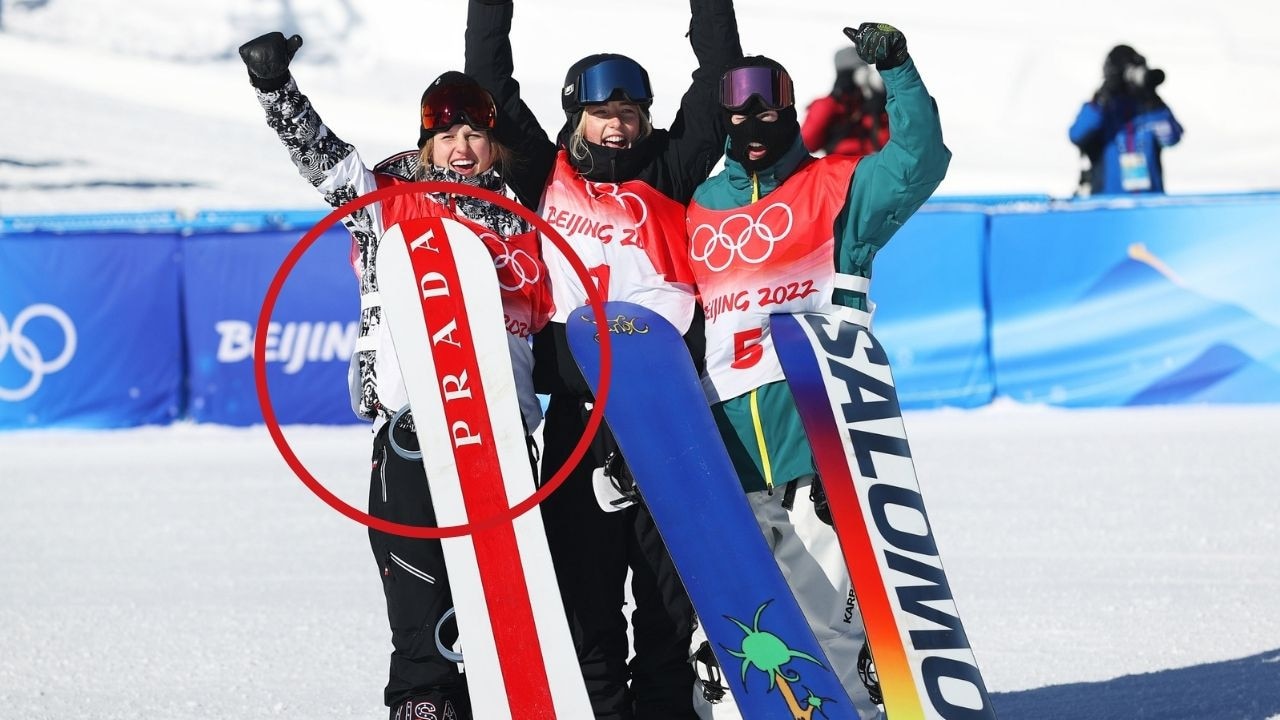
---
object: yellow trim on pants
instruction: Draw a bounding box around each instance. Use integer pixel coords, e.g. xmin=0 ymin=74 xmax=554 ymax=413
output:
xmin=749 ymin=388 xmax=774 ymax=489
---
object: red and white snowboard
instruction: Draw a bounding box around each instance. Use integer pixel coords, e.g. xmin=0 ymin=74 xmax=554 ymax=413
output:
xmin=376 ymin=216 xmax=590 ymax=719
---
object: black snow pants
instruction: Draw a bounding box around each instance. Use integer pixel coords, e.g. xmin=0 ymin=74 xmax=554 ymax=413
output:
xmin=366 ymin=420 xmax=468 ymax=713
xmin=539 ymin=395 xmax=700 ymax=720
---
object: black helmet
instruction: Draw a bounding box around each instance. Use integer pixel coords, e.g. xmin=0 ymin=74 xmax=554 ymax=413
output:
xmin=561 ymin=53 xmax=653 ymax=123
xmin=418 ymin=71 xmax=498 ymax=148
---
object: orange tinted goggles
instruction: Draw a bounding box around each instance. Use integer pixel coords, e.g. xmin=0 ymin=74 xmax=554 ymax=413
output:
xmin=421 ymin=83 xmax=497 ymax=132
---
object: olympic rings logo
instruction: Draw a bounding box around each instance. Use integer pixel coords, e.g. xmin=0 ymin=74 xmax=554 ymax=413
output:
xmin=492 ymin=246 xmax=543 ymax=291
xmin=587 ymin=182 xmax=650 ymax=228
xmin=689 ymin=203 xmax=794 ymax=272
xmin=0 ymin=304 xmax=78 ymax=402
xmin=478 ymin=230 xmax=544 ymax=291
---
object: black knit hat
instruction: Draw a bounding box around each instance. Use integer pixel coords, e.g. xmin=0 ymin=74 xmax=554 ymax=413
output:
xmin=736 ymin=54 xmax=789 ymax=71
xmin=731 ymin=55 xmax=791 ymax=80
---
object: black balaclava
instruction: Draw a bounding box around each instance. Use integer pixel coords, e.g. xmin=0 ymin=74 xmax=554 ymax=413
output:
xmin=723 ymin=55 xmax=800 ymax=174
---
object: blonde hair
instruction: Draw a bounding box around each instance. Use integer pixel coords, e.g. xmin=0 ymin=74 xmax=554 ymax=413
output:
xmin=418 ymin=129 xmax=513 ymax=179
xmin=568 ymin=104 xmax=654 ymax=167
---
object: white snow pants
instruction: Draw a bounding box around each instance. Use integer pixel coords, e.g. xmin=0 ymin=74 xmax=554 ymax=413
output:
xmin=691 ymin=475 xmax=885 ymax=720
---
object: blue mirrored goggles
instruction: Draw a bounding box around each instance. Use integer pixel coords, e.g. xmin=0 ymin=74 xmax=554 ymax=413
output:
xmin=571 ymin=58 xmax=653 ymax=106
xmin=720 ymin=66 xmax=795 ymax=112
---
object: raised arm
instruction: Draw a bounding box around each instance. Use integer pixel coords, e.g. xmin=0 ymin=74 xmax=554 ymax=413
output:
xmin=465 ymin=0 xmax=557 ymax=208
xmin=835 ymin=24 xmax=950 ymax=288
xmin=239 ymin=33 xmax=385 ymax=269
xmin=659 ymin=0 xmax=743 ymax=203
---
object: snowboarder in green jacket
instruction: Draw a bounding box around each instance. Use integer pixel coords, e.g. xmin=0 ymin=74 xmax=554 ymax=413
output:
xmin=684 ymin=22 xmax=949 ymax=719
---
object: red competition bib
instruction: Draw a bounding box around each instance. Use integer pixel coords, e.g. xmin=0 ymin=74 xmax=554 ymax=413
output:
xmin=376 ymin=175 xmax=553 ymax=338
xmin=686 ymin=155 xmax=859 ymax=401
xmin=538 ymin=152 xmax=696 ymax=332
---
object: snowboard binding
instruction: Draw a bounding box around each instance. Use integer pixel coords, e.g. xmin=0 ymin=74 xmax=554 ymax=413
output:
xmin=810 ymin=476 xmax=833 ymax=526
xmin=592 ymin=449 xmax=642 ymax=512
xmin=857 ymin=641 xmax=883 ymax=706
xmin=691 ymin=640 xmax=727 ymax=703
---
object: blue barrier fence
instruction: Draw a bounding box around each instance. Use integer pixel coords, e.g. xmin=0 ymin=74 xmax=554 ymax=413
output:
xmin=3 ymin=192 xmax=1279 ymax=429
xmin=988 ymin=196 xmax=1280 ymax=406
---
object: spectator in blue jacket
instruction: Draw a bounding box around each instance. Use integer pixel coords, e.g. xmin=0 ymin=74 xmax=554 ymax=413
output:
xmin=1070 ymin=44 xmax=1183 ymax=195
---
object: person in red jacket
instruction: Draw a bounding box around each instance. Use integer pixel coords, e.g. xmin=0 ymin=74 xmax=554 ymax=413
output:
xmin=240 ymin=32 xmax=553 ymax=720
xmin=465 ymin=1 xmax=742 ymax=716
xmin=800 ymin=46 xmax=890 ymax=157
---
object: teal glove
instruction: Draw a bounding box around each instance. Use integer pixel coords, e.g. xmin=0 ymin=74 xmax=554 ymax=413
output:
xmin=845 ymin=22 xmax=908 ymax=71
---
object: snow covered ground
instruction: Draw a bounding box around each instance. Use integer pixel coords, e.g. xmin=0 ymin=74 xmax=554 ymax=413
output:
xmin=3 ymin=405 xmax=1279 ymax=719
xmin=3 ymin=1 xmax=1280 ymax=718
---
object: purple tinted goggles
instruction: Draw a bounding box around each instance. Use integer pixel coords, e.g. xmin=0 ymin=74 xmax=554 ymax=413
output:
xmin=719 ymin=66 xmax=795 ymax=112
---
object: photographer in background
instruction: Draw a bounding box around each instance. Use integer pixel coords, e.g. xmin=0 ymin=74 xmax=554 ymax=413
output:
xmin=1070 ymin=44 xmax=1183 ymax=195
xmin=801 ymin=46 xmax=890 ymax=157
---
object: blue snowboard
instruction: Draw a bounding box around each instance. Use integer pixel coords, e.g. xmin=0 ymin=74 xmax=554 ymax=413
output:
xmin=567 ymin=301 xmax=858 ymax=720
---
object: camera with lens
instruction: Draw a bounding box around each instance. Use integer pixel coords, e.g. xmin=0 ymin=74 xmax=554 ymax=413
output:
xmin=1123 ymin=63 xmax=1166 ymax=91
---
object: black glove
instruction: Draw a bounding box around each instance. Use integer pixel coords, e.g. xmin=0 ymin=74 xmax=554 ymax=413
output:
xmin=845 ymin=22 xmax=908 ymax=71
xmin=238 ymin=32 xmax=303 ymax=92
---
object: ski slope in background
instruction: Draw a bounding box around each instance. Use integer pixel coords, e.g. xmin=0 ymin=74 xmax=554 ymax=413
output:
xmin=3 ymin=1 xmax=1280 ymax=718
xmin=2 ymin=0 xmax=1280 ymax=215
